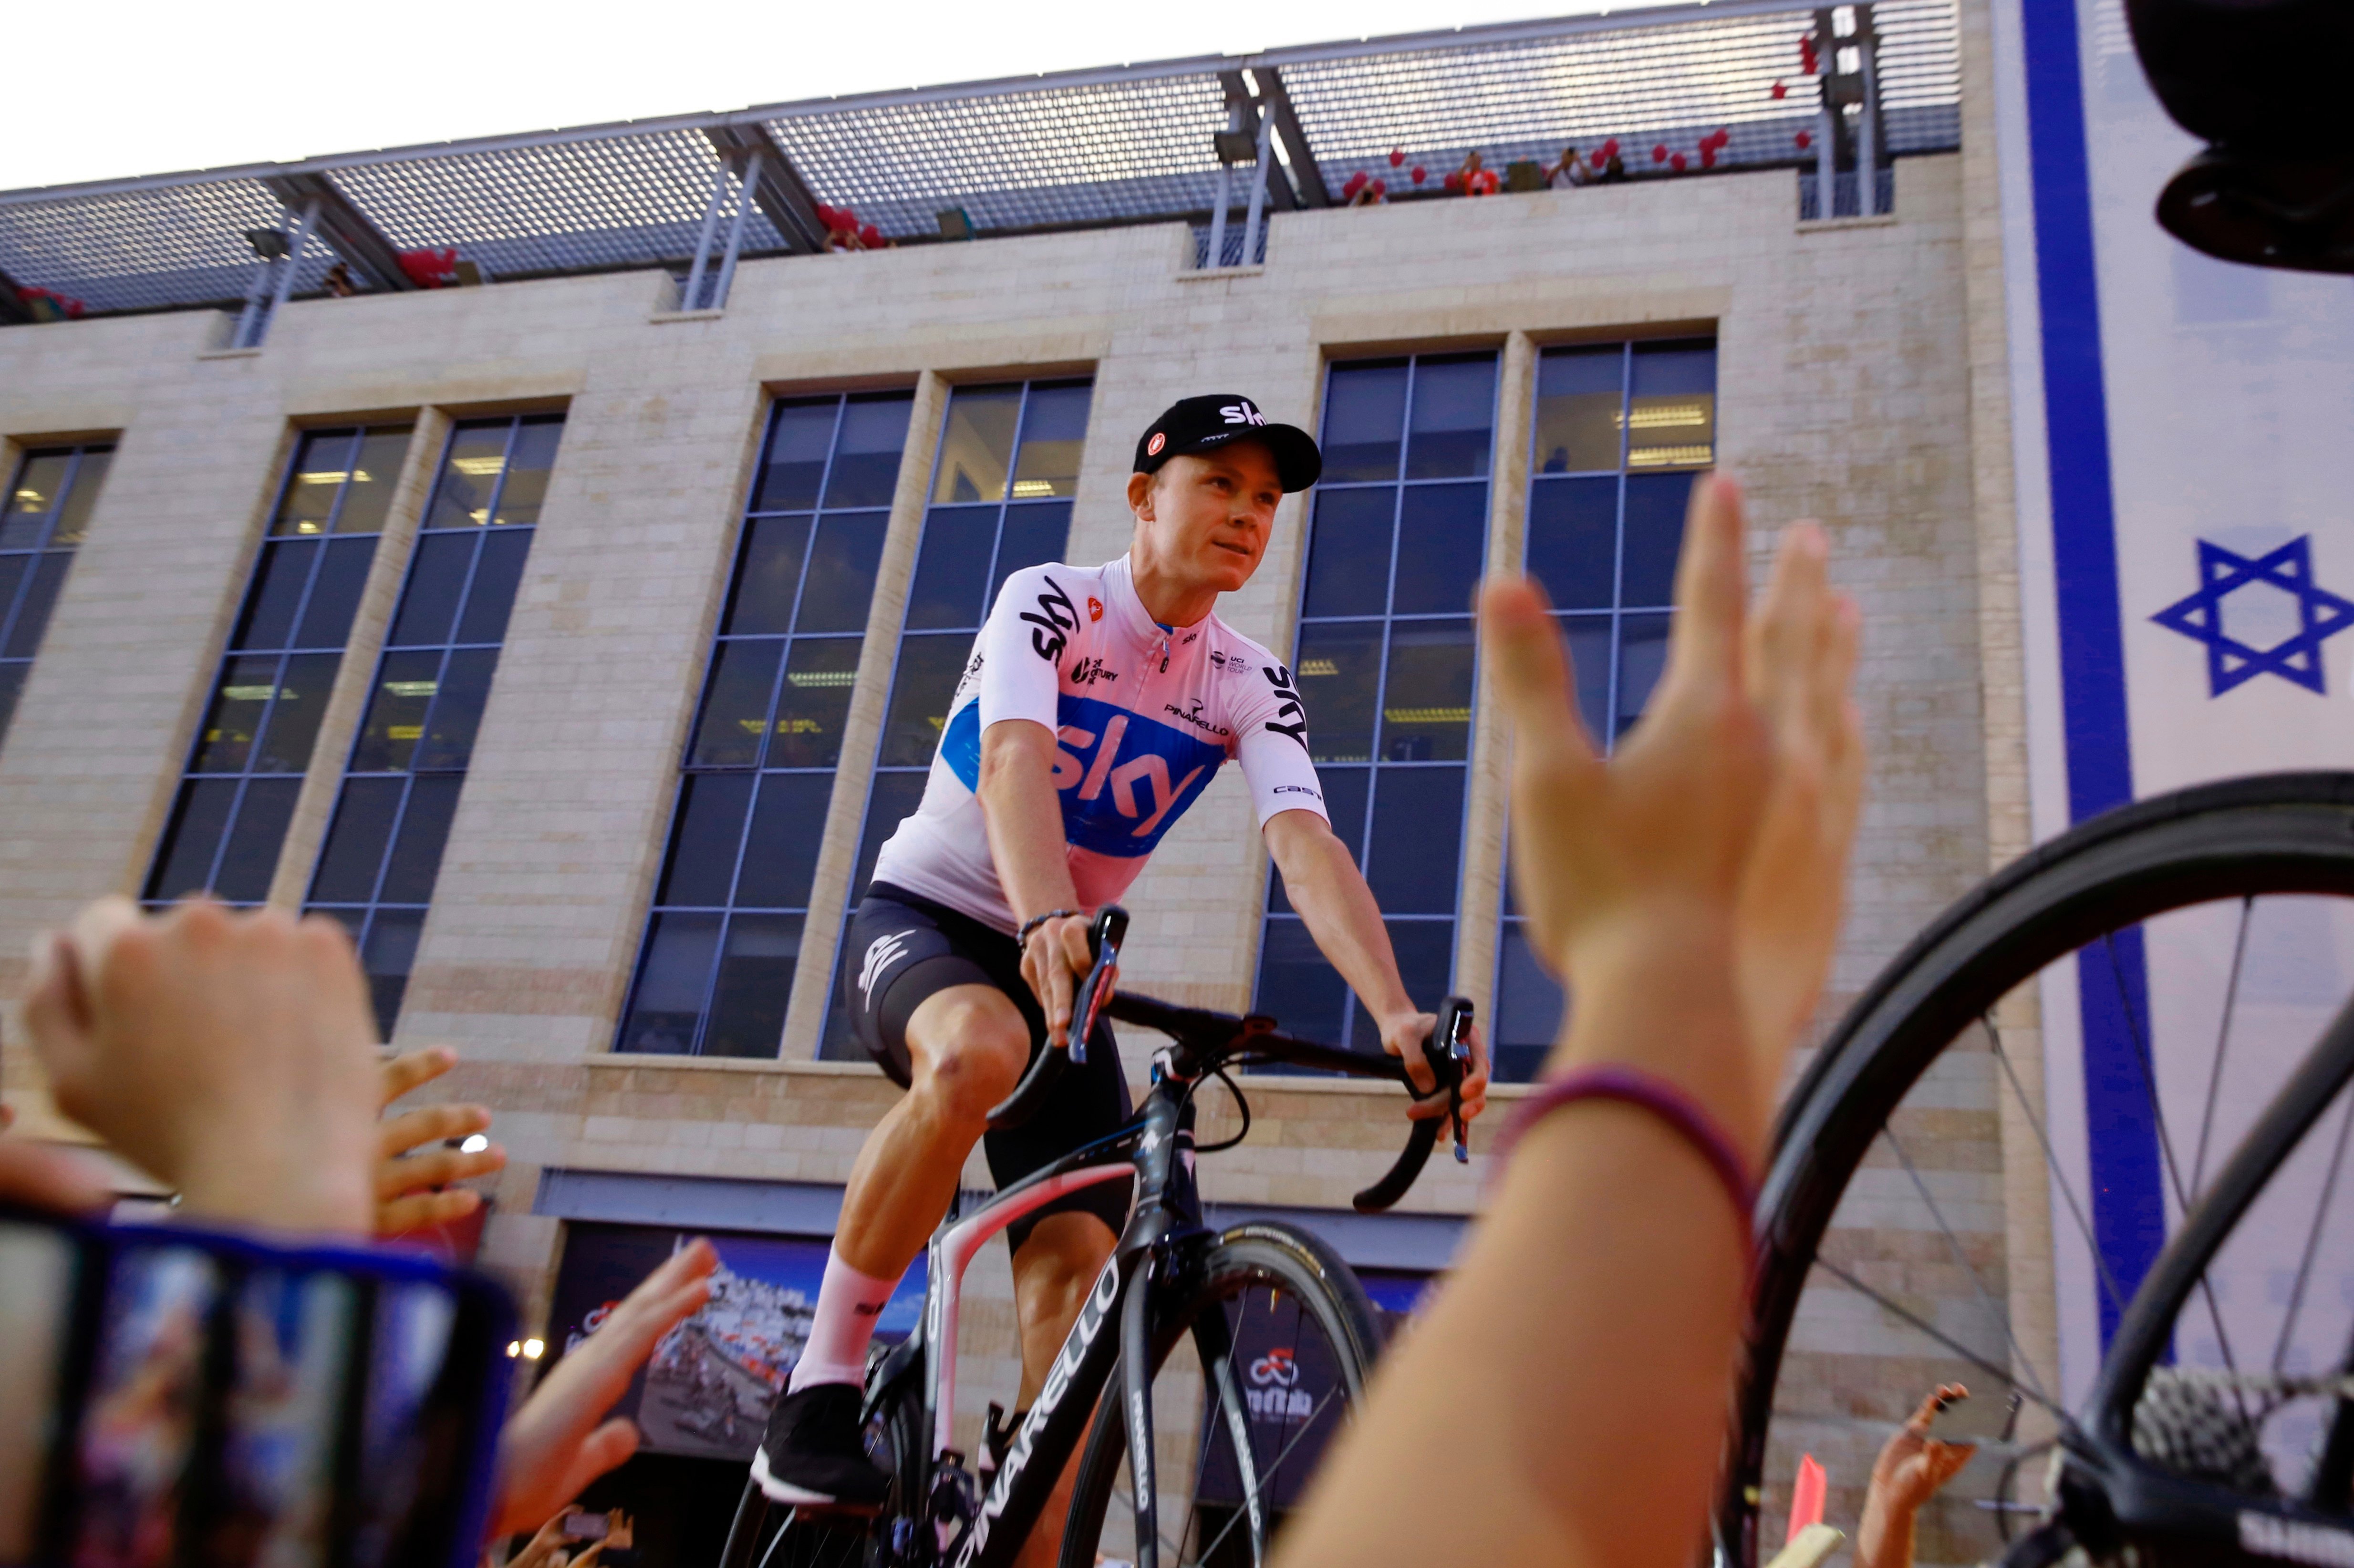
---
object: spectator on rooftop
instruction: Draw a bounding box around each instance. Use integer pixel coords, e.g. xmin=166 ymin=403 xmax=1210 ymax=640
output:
xmin=1545 ymin=146 xmax=1593 ymax=189
xmin=1454 ymin=150 xmax=1500 ymax=196
xmin=1598 ymin=152 xmax=1630 ymax=184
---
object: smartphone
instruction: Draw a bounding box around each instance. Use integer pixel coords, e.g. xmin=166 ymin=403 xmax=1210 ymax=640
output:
xmin=0 ymin=1203 xmax=514 ymax=1568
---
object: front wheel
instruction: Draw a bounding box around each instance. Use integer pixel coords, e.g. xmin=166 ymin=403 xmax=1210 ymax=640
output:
xmin=1058 ymin=1223 xmax=1385 ymax=1568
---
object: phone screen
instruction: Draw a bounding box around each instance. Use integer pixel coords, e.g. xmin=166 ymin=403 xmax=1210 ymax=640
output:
xmin=0 ymin=1208 xmax=509 ymax=1568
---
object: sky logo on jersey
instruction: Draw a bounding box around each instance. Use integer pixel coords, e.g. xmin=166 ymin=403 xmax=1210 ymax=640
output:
xmin=935 ymin=693 xmax=1224 ymax=857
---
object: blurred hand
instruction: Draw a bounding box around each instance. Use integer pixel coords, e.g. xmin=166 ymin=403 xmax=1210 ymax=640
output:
xmin=501 ymin=1515 xmax=604 ymax=1568
xmin=21 ymin=897 xmax=381 ymax=1234
xmin=1481 ymin=475 xmax=1863 ymax=1149
xmin=491 ymin=1239 xmax=717 ymax=1539
xmin=376 ymin=1046 xmax=506 ymax=1235
xmin=1856 ymin=1384 xmax=1976 ymax=1568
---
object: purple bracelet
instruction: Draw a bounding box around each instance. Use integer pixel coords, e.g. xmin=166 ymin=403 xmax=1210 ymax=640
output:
xmin=1493 ymin=1065 xmax=1758 ymax=1241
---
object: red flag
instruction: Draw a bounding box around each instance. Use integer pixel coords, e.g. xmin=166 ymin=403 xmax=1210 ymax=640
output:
xmin=1786 ymin=1454 xmax=1827 ymax=1544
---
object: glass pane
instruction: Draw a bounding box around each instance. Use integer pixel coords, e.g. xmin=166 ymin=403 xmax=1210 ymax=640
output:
xmin=619 ymin=912 xmax=722 ymax=1054
xmin=0 ymin=661 xmax=23 ymax=740
xmin=687 ymin=640 xmax=783 ymax=769
xmin=0 ymin=557 xmax=22 ymax=626
xmin=214 ymin=777 xmax=301 ymax=902
xmin=1628 ymin=342 xmax=1716 ymax=468
xmin=276 ymin=432 xmax=357 ymax=536
xmin=1391 ymin=482 xmax=1487 ymax=617
xmin=1 ymin=553 xmax=68 ymax=660
xmin=293 ymin=536 xmax=376 ymax=649
xmin=854 ymin=770 xmax=928 ymax=898
xmin=233 ymin=538 xmax=318 ymax=650
xmin=704 ymin=913 xmax=803 ymax=1058
xmin=350 ymin=650 xmax=442 ymax=774
xmin=1534 ymin=347 xmax=1625 ymax=474
xmin=1349 ymin=918 xmax=1456 ymax=1051
xmin=1269 ymin=765 xmax=1367 ymax=914
xmin=252 ymin=653 xmax=340 ymax=773
xmin=359 ymin=910 xmax=423 ymax=1035
xmin=1365 ymin=767 xmax=1464 ymax=913
xmin=1294 ymin=622 xmax=1382 ymax=763
xmin=1320 ymin=362 xmax=1408 ymax=483
xmin=824 ymin=395 xmax=914 ymax=509
xmin=51 ymin=448 xmax=112 ymax=546
xmin=735 ymin=772 xmax=833 ymax=909
xmin=1525 ymin=477 xmax=1619 ymax=611
xmin=5 ymin=455 xmax=72 ymax=544
xmin=146 ymin=778 xmax=239 ymax=900
xmin=414 ymin=647 xmax=498 ymax=770
xmin=771 ymin=637 xmax=862 ymax=767
xmin=388 ymin=532 xmax=473 ymax=647
xmin=1011 ymin=382 xmax=1092 ymax=500
xmin=992 ymin=503 xmax=1071 ymax=602
xmin=1302 ymin=489 xmax=1393 ymax=620
xmin=1617 ymin=613 xmax=1671 ymax=738
xmin=796 ymin=513 xmax=886 ymax=634
xmin=1253 ymin=916 xmax=1349 ymax=1044
xmin=723 ymin=515 xmax=812 ymax=638
xmin=1380 ymin=619 xmax=1475 ymax=762
xmin=933 ymin=387 xmax=1021 ymax=505
xmin=1493 ymin=921 xmax=1566 ymax=1083
xmin=1560 ymin=616 xmax=1614 ymax=742
xmin=191 ymin=654 xmax=284 ymax=773
xmin=331 ymin=429 xmax=411 ymax=535
xmin=310 ymin=775 xmax=405 ymax=903
xmin=1404 ymin=355 xmax=1497 ymax=480
xmin=879 ymin=633 xmax=971 ymax=767
xmin=426 ymin=425 xmax=509 ymax=529
xmin=453 ymin=527 xmax=531 ymax=644
xmin=904 ymin=506 xmax=996 ymax=630
xmin=654 ymin=772 xmax=756 ymax=908
xmin=1621 ymin=473 xmax=1694 ymax=608
xmin=374 ymin=774 xmax=459 ymax=905
xmin=492 ymin=419 xmax=563 ymax=526
xmin=752 ymin=401 xmax=840 ymax=513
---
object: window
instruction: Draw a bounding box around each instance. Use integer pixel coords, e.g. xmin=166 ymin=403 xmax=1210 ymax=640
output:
xmin=818 ymin=377 xmax=1095 ymax=1059
xmin=1493 ymin=338 xmax=1716 ymax=1081
xmin=146 ymin=426 xmax=414 ymax=907
xmin=617 ymin=392 xmax=913 ymax=1057
xmin=1254 ymin=353 xmax=1498 ymax=1052
xmin=0 ymin=442 xmax=112 ymax=742
xmin=306 ymin=415 xmax=561 ymax=1031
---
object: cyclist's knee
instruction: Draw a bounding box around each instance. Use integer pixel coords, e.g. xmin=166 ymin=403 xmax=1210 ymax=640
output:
xmin=907 ymin=993 xmax=1027 ymax=1125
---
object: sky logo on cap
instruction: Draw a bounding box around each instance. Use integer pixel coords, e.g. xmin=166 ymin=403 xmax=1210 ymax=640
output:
xmin=1220 ymin=401 xmax=1266 ymax=426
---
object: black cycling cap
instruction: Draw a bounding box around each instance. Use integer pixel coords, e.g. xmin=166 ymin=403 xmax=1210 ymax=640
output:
xmin=1133 ymin=394 xmax=1322 ymax=492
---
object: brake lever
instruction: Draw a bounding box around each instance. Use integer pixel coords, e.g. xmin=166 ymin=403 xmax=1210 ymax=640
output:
xmin=1068 ymin=906 xmax=1128 ymax=1065
xmin=1437 ymin=998 xmax=1473 ymax=1164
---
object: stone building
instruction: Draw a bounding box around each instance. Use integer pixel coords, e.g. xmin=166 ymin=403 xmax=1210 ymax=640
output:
xmin=0 ymin=2 xmax=2031 ymax=1561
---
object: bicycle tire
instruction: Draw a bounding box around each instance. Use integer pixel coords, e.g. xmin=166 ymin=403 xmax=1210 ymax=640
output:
xmin=1724 ymin=771 xmax=2354 ymax=1567
xmin=1057 ymin=1223 xmax=1385 ymax=1568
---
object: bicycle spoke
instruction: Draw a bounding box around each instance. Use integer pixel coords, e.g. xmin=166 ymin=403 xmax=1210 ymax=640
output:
xmin=2190 ymin=897 xmax=2254 ymax=1199
xmin=1192 ymin=1384 xmax=1346 ymax=1567
xmin=1880 ymin=1122 xmax=2053 ymax=1404
xmin=2274 ymin=1092 xmax=2354 ymax=1377
xmin=1985 ymin=1014 xmax=2129 ymax=1317
xmin=1811 ymin=1256 xmax=2071 ymax=1424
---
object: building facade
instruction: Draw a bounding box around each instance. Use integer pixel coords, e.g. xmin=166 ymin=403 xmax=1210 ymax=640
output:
xmin=0 ymin=3 xmax=2029 ymax=1561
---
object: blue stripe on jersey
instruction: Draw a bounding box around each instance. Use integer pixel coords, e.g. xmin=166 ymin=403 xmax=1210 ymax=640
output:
xmin=936 ymin=692 xmax=1227 ymax=858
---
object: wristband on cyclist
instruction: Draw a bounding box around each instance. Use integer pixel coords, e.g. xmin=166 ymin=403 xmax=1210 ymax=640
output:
xmin=1016 ymin=908 xmax=1078 ymax=946
xmin=1493 ymin=1065 xmax=1756 ymax=1243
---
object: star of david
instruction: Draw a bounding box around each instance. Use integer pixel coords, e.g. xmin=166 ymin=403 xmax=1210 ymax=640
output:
xmin=2150 ymin=536 xmax=2354 ymax=696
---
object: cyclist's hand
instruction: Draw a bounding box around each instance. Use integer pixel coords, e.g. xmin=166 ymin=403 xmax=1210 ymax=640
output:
xmin=376 ymin=1045 xmax=508 ymax=1236
xmin=1021 ymin=912 xmax=1104 ymax=1049
xmin=1376 ymin=1012 xmax=1491 ymax=1123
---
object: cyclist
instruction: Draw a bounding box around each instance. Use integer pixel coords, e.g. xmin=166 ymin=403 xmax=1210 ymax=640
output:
xmin=752 ymin=394 xmax=1492 ymax=1547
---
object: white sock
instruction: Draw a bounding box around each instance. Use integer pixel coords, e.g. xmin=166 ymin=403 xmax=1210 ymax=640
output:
xmin=788 ymin=1247 xmax=899 ymax=1393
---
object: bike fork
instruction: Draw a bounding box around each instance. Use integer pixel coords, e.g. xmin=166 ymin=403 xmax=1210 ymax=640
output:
xmin=1121 ymin=1248 xmax=1159 ymax=1568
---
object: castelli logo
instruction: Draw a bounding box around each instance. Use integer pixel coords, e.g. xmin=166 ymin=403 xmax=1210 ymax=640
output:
xmin=1088 ymin=597 xmax=1103 ymax=622
xmin=1146 ymin=432 xmax=1166 ymax=456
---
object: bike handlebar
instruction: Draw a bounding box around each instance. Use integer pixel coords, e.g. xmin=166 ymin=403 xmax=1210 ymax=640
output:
xmin=985 ymin=906 xmax=1128 ymax=1132
xmin=1348 ymin=997 xmax=1473 ymax=1213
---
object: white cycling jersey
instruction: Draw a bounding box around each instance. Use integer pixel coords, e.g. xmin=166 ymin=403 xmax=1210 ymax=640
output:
xmin=870 ymin=554 xmax=1328 ymax=933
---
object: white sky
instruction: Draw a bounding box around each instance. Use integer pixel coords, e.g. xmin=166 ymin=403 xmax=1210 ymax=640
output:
xmin=1 ymin=0 xmax=1612 ymax=192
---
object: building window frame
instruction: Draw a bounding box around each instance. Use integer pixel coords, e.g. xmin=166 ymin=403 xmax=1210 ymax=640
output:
xmin=0 ymin=441 xmax=113 ymax=744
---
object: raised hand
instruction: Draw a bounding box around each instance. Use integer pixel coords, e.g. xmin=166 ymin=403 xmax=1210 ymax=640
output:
xmin=376 ymin=1045 xmax=507 ymax=1235
xmin=1856 ymin=1384 xmax=1977 ymax=1568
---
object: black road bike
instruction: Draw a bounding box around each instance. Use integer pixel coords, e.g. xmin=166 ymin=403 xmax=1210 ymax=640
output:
xmin=719 ymin=907 xmax=1473 ymax=1568
xmin=1726 ymin=773 xmax=2354 ymax=1568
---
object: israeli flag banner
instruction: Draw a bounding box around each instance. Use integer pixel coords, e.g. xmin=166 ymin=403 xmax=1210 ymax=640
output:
xmin=1994 ymin=0 xmax=2354 ymax=1408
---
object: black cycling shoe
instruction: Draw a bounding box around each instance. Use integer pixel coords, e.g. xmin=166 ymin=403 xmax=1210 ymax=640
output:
xmin=752 ymin=1383 xmax=889 ymax=1511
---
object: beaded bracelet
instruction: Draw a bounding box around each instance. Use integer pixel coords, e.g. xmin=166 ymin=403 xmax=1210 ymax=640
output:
xmin=1493 ymin=1064 xmax=1757 ymax=1242
xmin=1016 ymin=908 xmax=1077 ymax=946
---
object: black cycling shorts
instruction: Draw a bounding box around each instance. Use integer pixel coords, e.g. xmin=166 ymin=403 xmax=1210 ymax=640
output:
xmin=844 ymin=882 xmax=1132 ymax=1253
